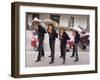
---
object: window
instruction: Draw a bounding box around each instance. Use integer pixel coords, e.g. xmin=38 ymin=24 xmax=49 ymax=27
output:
xmin=68 ymin=16 xmax=74 ymax=27
xmin=87 ymin=17 xmax=90 ymax=31
xmin=26 ymin=13 xmax=39 ymax=30
xmin=32 ymin=13 xmax=39 ymax=19
xmin=50 ymin=15 xmax=60 ymax=24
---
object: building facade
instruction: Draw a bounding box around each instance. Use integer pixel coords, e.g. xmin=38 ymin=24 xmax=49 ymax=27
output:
xmin=26 ymin=13 xmax=89 ymax=31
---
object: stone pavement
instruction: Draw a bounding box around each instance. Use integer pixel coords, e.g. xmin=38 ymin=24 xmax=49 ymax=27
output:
xmin=25 ymin=30 xmax=89 ymax=67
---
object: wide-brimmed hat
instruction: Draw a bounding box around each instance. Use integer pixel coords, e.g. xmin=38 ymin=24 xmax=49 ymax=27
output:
xmin=32 ymin=17 xmax=41 ymax=23
xmin=56 ymin=25 xmax=69 ymax=31
xmin=43 ymin=19 xmax=58 ymax=27
xmin=68 ymin=27 xmax=82 ymax=32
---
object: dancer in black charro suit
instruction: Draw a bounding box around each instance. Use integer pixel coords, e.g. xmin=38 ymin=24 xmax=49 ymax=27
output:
xmin=59 ymin=28 xmax=70 ymax=64
xmin=32 ymin=18 xmax=46 ymax=62
xmin=47 ymin=24 xmax=58 ymax=64
xmin=70 ymin=31 xmax=80 ymax=62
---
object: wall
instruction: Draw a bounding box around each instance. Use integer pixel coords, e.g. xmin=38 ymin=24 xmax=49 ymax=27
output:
xmin=0 ymin=0 xmax=99 ymax=80
xmin=28 ymin=13 xmax=88 ymax=29
xmin=60 ymin=14 xmax=69 ymax=26
xmin=74 ymin=15 xmax=88 ymax=29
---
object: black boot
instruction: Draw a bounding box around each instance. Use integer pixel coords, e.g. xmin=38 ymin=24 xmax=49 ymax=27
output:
xmin=48 ymin=55 xmax=52 ymax=57
xmin=49 ymin=61 xmax=53 ymax=64
xmin=63 ymin=61 xmax=65 ymax=64
xmin=70 ymin=55 xmax=74 ymax=57
xmin=63 ymin=57 xmax=65 ymax=64
xmin=35 ymin=59 xmax=41 ymax=62
xmin=59 ymin=56 xmax=63 ymax=58
xmin=74 ymin=58 xmax=79 ymax=62
xmin=49 ymin=58 xmax=54 ymax=64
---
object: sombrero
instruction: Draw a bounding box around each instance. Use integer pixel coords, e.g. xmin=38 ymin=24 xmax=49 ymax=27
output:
xmin=32 ymin=17 xmax=41 ymax=23
xmin=43 ymin=19 xmax=58 ymax=27
xmin=56 ymin=25 xmax=69 ymax=31
xmin=68 ymin=27 xmax=82 ymax=32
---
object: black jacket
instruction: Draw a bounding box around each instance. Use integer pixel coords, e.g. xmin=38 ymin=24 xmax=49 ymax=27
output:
xmin=37 ymin=25 xmax=46 ymax=41
xmin=48 ymin=29 xmax=58 ymax=41
xmin=60 ymin=32 xmax=70 ymax=45
xmin=74 ymin=32 xmax=80 ymax=43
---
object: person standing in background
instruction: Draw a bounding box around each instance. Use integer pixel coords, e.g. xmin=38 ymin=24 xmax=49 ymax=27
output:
xmin=32 ymin=17 xmax=46 ymax=62
xmin=59 ymin=28 xmax=70 ymax=64
xmin=70 ymin=31 xmax=80 ymax=62
xmin=47 ymin=24 xmax=58 ymax=64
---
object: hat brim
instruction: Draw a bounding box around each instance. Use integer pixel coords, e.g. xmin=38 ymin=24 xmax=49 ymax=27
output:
xmin=32 ymin=20 xmax=42 ymax=23
xmin=56 ymin=25 xmax=69 ymax=31
xmin=44 ymin=19 xmax=58 ymax=27
xmin=69 ymin=27 xmax=82 ymax=32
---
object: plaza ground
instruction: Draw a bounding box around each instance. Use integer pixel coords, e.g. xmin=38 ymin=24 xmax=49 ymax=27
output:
xmin=25 ymin=30 xmax=90 ymax=67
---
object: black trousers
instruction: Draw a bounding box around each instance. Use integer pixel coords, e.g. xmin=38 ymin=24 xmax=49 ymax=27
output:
xmin=37 ymin=39 xmax=44 ymax=60
xmin=72 ymin=43 xmax=79 ymax=60
xmin=60 ymin=43 xmax=63 ymax=57
xmin=60 ymin=43 xmax=66 ymax=63
xmin=49 ymin=39 xmax=55 ymax=62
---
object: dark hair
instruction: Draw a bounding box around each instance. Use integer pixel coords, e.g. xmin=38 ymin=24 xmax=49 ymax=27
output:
xmin=48 ymin=24 xmax=54 ymax=28
xmin=75 ymin=31 xmax=79 ymax=35
xmin=32 ymin=22 xmax=40 ymax=26
xmin=47 ymin=24 xmax=56 ymax=33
